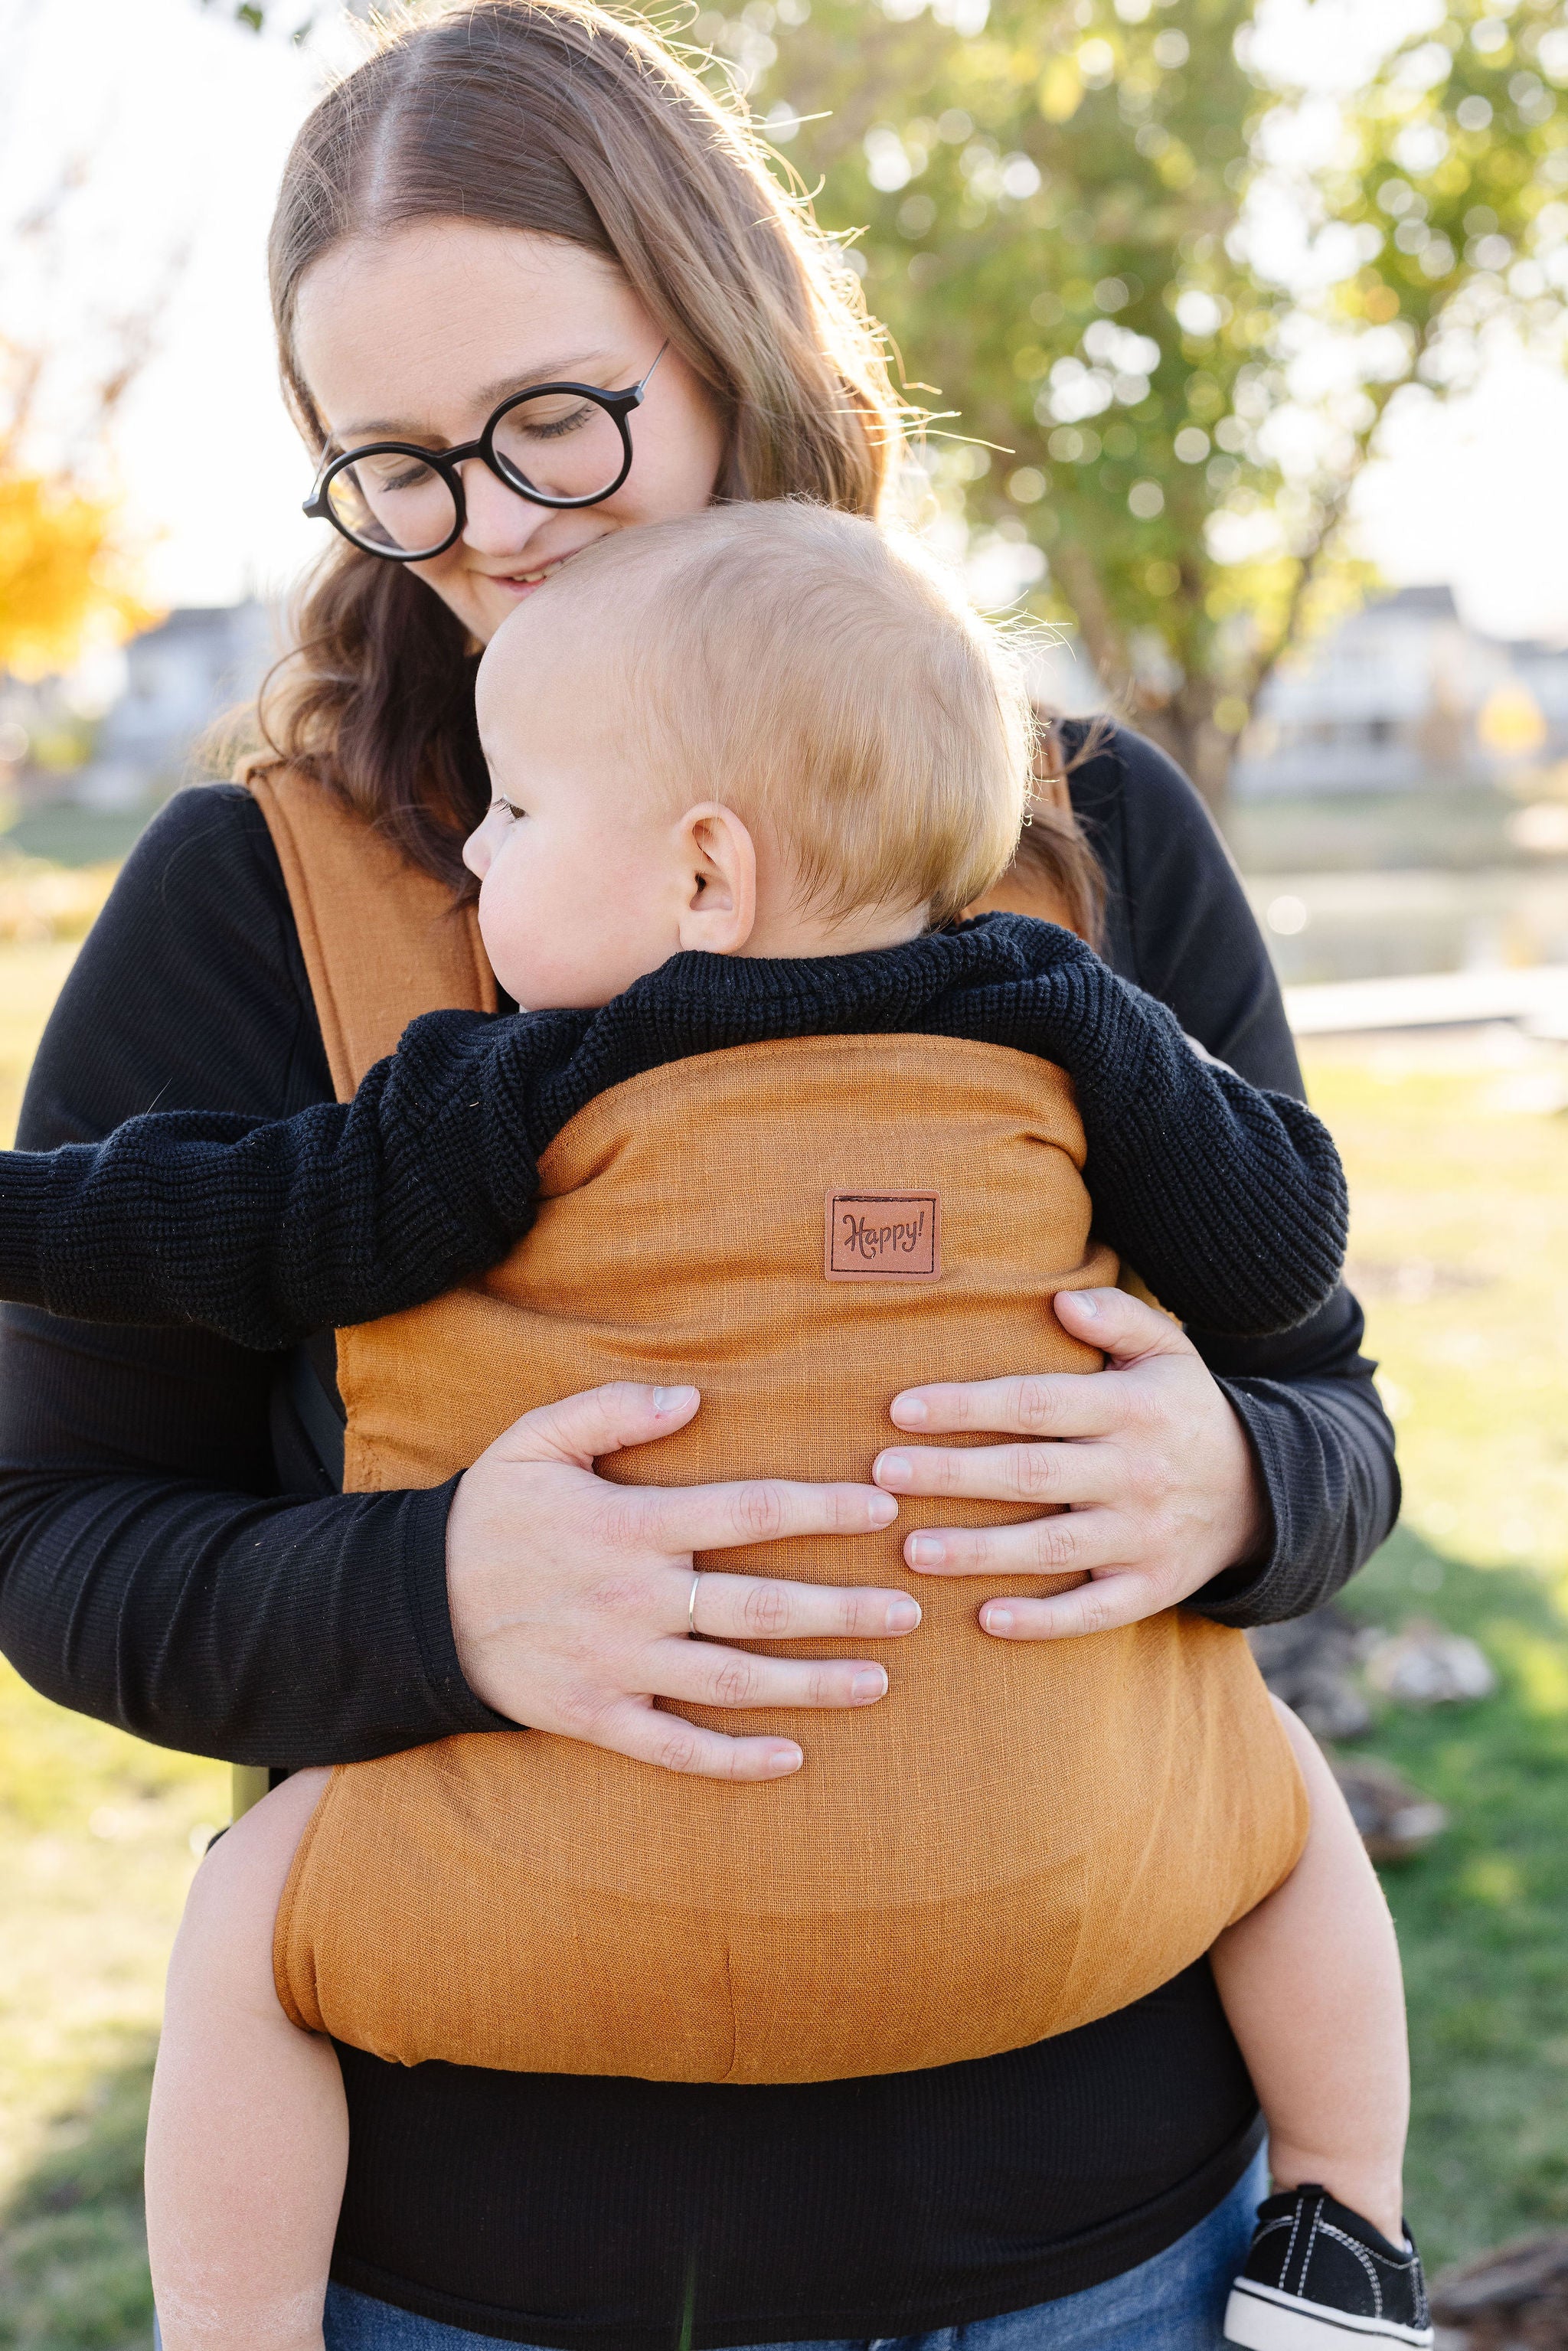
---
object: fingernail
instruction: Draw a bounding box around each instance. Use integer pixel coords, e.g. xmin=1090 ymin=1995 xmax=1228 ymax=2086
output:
xmin=1065 ymin=1290 xmax=1098 ymax=1318
xmin=886 ymin=1598 xmax=921 ymax=1632
xmin=908 ymin=1535 xmax=946 ymax=1567
xmin=868 ymin=1492 xmax=899 ymax=1526
xmin=652 ymin=1385 xmax=697 ymax=1414
xmin=851 ymin=1667 xmax=888 ymax=1703
xmin=877 ymin=1453 xmax=913 ymax=1489
xmin=890 ymin=1395 xmax=928 ymax=1426
xmin=766 ymin=1743 xmax=802 ymax=1775
xmin=984 ymin=1606 xmax=1014 ymax=1634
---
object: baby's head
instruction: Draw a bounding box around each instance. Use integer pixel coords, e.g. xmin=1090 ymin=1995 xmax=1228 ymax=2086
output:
xmin=466 ymin=502 xmax=1032 ymax=1009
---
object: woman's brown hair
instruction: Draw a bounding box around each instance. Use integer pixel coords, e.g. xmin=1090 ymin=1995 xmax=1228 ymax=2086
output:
xmin=253 ymin=0 xmax=1102 ymax=939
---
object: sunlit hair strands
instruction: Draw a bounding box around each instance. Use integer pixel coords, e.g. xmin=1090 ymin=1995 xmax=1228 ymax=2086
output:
xmin=249 ymin=0 xmax=1102 ymax=936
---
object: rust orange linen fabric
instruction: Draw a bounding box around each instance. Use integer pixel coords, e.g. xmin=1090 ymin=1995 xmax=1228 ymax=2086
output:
xmin=251 ymin=769 xmax=1308 ymax=2085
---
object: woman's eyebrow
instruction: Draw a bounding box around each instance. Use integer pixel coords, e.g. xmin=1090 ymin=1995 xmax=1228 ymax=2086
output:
xmin=337 ymin=354 xmax=617 ymax=442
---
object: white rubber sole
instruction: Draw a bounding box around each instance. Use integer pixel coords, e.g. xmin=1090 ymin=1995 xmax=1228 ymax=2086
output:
xmin=1223 ymin=2280 xmax=1434 ymax=2348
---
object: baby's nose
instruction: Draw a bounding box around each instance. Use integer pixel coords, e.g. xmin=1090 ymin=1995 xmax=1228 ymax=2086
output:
xmin=462 ymin=818 xmax=495 ymax=878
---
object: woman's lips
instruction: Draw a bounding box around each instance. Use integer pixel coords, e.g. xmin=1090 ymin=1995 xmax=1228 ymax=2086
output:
xmin=481 ymin=553 xmax=576 ymax=597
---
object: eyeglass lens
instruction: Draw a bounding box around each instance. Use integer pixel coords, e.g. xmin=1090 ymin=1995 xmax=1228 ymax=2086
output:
xmin=324 ymin=388 xmax=631 ymax=556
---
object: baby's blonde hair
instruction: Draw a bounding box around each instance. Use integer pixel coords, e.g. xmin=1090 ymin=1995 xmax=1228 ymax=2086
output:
xmin=538 ymin=504 xmax=1034 ymax=927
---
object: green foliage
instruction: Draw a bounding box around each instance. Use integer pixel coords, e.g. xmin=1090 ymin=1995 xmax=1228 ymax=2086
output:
xmin=200 ymin=0 xmax=317 ymax=36
xmin=1331 ymin=0 xmax=1568 ymax=356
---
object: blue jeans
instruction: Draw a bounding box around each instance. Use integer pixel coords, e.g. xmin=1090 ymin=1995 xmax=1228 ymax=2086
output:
xmin=315 ymin=2146 xmax=1266 ymax=2351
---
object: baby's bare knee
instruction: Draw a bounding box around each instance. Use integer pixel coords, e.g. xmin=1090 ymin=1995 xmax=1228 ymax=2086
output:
xmin=1268 ymin=1693 xmax=1318 ymax=1766
xmin=1269 ymin=1693 xmax=1340 ymax=1814
xmin=172 ymin=1768 xmax=329 ymax=2021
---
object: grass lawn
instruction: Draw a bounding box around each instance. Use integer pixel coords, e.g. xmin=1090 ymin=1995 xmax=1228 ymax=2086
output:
xmin=1 ymin=936 xmax=1566 ymax=2343
xmin=0 ymin=930 xmax=228 ymax=2350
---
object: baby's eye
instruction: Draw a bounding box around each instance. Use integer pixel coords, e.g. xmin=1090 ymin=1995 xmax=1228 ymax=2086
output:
xmin=488 ymin=797 xmax=525 ymax=822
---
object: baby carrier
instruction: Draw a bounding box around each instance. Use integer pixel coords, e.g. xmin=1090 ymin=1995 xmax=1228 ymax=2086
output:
xmin=250 ymin=770 xmax=1305 ymax=2087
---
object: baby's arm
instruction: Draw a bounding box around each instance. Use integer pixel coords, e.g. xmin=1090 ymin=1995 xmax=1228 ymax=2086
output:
xmin=997 ymin=927 xmax=1348 ymax=1334
xmin=0 ymin=927 xmax=1342 ymax=1348
xmin=145 ymin=1768 xmax=341 ymax=2351
xmin=0 ymin=1007 xmax=582 ymax=1349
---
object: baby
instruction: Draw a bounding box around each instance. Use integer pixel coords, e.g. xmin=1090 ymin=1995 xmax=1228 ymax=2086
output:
xmin=1 ymin=504 xmax=1427 ymax=2351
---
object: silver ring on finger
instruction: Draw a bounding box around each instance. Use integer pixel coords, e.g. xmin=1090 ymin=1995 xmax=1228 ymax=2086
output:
xmin=688 ymin=1569 xmax=702 ymax=1641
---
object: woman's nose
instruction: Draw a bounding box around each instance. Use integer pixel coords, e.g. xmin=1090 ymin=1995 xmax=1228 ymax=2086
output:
xmin=457 ymin=460 xmax=549 ymax=560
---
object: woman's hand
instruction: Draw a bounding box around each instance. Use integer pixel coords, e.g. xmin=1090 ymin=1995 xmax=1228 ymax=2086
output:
xmin=873 ymin=1288 xmax=1269 ymax=1639
xmin=446 ymin=1381 xmax=919 ymax=1781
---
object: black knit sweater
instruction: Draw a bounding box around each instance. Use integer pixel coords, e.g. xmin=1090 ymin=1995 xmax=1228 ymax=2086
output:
xmin=0 ymin=913 xmax=1344 ymax=1349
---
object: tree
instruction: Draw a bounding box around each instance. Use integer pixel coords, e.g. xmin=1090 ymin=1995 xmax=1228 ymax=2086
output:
xmin=733 ymin=0 xmax=1568 ymax=803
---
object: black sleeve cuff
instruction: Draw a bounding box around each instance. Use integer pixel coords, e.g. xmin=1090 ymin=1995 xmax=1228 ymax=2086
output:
xmin=1188 ymin=1370 xmax=1400 ymax=1629
xmin=0 ymin=1151 xmax=64 ymax=1311
xmin=400 ymin=1473 xmax=521 ymax=1739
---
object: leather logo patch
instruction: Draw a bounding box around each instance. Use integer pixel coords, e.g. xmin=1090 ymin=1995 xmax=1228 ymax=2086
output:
xmin=825 ymin=1192 xmax=940 ymax=1282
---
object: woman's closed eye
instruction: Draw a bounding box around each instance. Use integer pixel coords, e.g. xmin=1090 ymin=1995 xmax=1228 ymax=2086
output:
xmin=377 ymin=457 xmax=441 ymax=494
xmin=489 ymin=797 xmax=526 ymax=822
xmin=508 ymin=394 xmax=599 ymax=442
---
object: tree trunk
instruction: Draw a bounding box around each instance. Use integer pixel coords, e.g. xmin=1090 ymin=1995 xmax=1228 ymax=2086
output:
xmin=1136 ymin=683 xmax=1235 ymax=821
xmin=1050 ymin=539 xmax=1235 ymax=818
xmin=1049 ymin=536 xmax=1132 ymax=689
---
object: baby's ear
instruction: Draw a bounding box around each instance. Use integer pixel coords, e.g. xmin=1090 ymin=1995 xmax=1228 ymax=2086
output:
xmin=676 ymin=803 xmax=757 ymax=955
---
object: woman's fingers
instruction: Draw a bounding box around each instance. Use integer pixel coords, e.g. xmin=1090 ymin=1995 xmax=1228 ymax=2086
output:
xmin=1052 ymin=1285 xmax=1192 ymax=1360
xmin=586 ymin=1696 xmax=805 ymax=1781
xmin=485 ymin=1379 xmax=703 ymax=1469
xmin=640 ymin=1477 xmax=898 ymax=1556
xmin=684 ymin=1570 xmax=920 ymax=1642
xmin=887 ymin=1370 xmax=1119 ymax=1444
xmin=901 ymin=1507 xmax=1135 ymax=1581
xmin=449 ymin=1391 xmax=918 ymax=1770
xmin=977 ymin=1568 xmax=1165 ymax=1643
xmin=652 ymin=1638 xmax=890 ymax=1713
xmin=888 ymin=1288 xmax=1200 ymax=1439
xmin=874 ymin=1438 xmax=1112 ymax=1510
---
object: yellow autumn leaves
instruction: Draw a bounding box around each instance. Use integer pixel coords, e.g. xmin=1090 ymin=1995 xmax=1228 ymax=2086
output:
xmin=0 ymin=461 xmax=155 ymax=683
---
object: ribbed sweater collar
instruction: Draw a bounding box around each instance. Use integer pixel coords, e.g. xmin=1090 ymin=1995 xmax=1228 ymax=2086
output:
xmin=589 ymin=911 xmax=1086 ymax=1050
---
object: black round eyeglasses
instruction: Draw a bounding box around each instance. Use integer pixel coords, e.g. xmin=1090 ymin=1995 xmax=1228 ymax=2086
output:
xmin=302 ymin=344 xmax=668 ymax=562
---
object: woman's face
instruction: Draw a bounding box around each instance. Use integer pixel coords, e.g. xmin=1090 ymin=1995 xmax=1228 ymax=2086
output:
xmin=292 ymin=220 xmax=727 ymax=647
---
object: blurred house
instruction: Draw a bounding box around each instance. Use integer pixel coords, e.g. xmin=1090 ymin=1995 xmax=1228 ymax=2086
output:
xmin=1233 ymin=586 xmax=1568 ymax=802
xmin=69 ymin=602 xmax=276 ymax=811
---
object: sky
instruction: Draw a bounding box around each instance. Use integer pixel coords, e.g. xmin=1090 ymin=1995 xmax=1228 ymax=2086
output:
xmin=5 ymin=0 xmax=1568 ymax=641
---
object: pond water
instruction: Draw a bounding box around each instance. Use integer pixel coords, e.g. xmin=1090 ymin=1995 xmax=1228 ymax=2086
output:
xmin=1240 ymin=866 xmax=1568 ymax=987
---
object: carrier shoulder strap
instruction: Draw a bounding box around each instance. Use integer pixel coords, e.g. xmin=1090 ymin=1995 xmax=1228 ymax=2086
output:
xmin=244 ymin=765 xmax=495 ymax=1102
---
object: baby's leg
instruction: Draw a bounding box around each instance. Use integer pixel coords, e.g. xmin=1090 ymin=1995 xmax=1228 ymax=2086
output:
xmin=145 ymin=1767 xmax=342 ymax=2351
xmin=1210 ymin=1701 xmax=1409 ymax=2245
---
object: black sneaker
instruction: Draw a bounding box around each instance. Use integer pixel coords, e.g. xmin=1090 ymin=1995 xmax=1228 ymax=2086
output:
xmin=1223 ymin=2185 xmax=1433 ymax=2346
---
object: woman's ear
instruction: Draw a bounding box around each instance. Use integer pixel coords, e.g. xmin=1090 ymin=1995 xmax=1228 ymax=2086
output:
xmin=675 ymin=803 xmax=757 ymax=955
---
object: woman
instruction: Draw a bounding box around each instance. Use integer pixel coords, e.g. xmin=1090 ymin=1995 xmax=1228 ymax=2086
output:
xmin=0 ymin=5 xmax=1396 ymax=2345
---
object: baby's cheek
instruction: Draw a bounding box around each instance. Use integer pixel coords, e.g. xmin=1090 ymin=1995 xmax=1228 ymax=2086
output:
xmin=478 ymin=882 xmax=545 ymax=1004
xmin=490 ymin=905 xmax=605 ymax=1011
